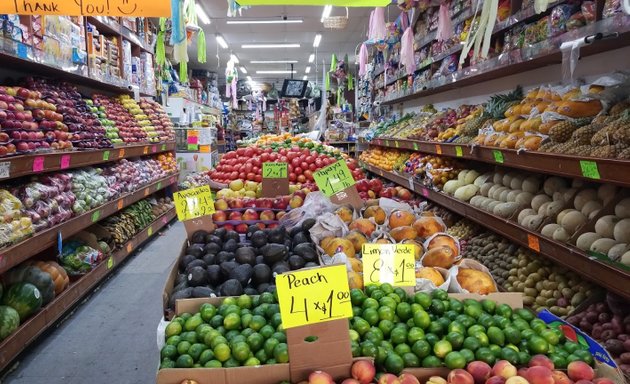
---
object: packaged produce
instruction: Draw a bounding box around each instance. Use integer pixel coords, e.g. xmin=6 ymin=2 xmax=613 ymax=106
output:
xmin=0 ymin=189 xmax=34 ymax=247
xmin=59 ymin=240 xmax=103 ymax=275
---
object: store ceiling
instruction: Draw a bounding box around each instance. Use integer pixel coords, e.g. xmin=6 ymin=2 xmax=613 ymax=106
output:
xmin=188 ymin=2 xmax=391 ymax=87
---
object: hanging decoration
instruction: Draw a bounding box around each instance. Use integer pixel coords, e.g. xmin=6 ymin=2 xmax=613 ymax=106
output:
xmin=227 ymin=0 xmax=249 ymax=16
xmin=400 ymin=24 xmax=415 ymax=75
xmin=358 ymin=43 xmax=369 ymax=77
xmin=225 ymin=57 xmax=239 ymax=108
xmin=459 ymin=0 xmax=498 ymax=66
xmin=155 ymin=18 xmax=167 ymax=68
xmin=197 ymin=30 xmax=207 ymax=63
xmin=368 ymin=7 xmax=387 ymax=49
xmin=436 ymin=1 xmax=453 ymax=42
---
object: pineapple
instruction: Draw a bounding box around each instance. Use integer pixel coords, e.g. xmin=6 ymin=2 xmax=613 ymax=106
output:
xmin=591 ymin=125 xmax=619 ymax=146
xmin=538 ymin=141 xmax=557 ymax=152
xmin=572 ymin=123 xmax=603 ymax=145
xmin=590 ymin=144 xmax=628 ymax=158
xmin=617 ymin=148 xmax=630 ymax=159
xmin=462 ymin=86 xmax=524 ymax=136
xmin=549 ymin=120 xmax=578 ymax=143
xmin=565 ymin=144 xmax=594 ymax=155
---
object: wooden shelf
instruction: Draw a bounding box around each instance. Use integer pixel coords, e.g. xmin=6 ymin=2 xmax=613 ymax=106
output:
xmin=0 ymin=173 xmax=179 ymax=274
xmin=0 ymin=207 xmax=176 ymax=372
xmin=360 ymin=161 xmax=630 ymax=300
xmin=0 ymin=142 xmax=175 ymax=182
xmin=365 ymin=138 xmax=630 ymax=188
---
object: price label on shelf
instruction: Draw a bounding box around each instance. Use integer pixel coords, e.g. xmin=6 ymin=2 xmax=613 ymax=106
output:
xmin=143 ymin=146 xmax=149 ymax=155
xmin=157 ymin=182 xmax=162 ymax=190
xmin=413 ymin=142 xmax=419 ymax=151
xmin=161 ymin=144 xmax=167 ymax=151
xmin=173 ymin=185 xmax=215 ymax=221
xmin=493 ymin=150 xmax=504 ymax=164
xmin=527 ymin=234 xmax=540 ymax=252
xmin=102 ymin=151 xmax=110 ymax=161
xmin=126 ymin=243 xmax=132 ymax=253
xmin=395 ymin=141 xmax=400 ymax=148
xmin=60 ymin=154 xmax=71 ymax=169
xmin=455 ymin=146 xmax=463 ymax=157
xmin=276 ymin=265 xmax=352 ymax=329
xmin=119 ymin=148 xmax=125 ymax=158
xmin=144 ymin=188 xmax=150 ymax=196
xmin=91 ymin=210 xmax=101 ymax=223
xmin=362 ymin=244 xmax=416 ymax=287
xmin=107 ymin=257 xmax=113 ymax=269
xmin=0 ymin=162 xmax=10 ymax=179
xmin=17 ymin=43 xmax=28 ymax=59
xmin=408 ymin=176 xmax=415 ymax=190
xmin=152 ymin=145 xmax=157 ymax=153
xmin=32 ymin=156 xmax=44 ymax=172
xmin=435 ymin=144 xmax=442 ymax=155
xmin=117 ymin=200 xmax=124 ymax=210
xmin=313 ymin=160 xmax=356 ymax=197
xmin=148 ymin=227 xmax=153 ymax=237
xmin=579 ymin=160 xmax=600 ymax=179
xmin=421 ymin=188 xmax=430 ymax=198
xmin=262 ymin=162 xmax=288 ymax=178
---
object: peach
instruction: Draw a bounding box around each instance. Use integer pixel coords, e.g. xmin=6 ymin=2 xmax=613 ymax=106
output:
xmin=592 ymin=379 xmax=614 ymax=384
xmin=505 ymin=377 xmax=530 ymax=384
xmin=349 ymin=218 xmax=377 ymax=237
xmin=427 ymin=377 xmax=448 ymax=384
xmin=517 ymin=369 xmax=529 ymax=379
xmin=550 ymin=371 xmax=572 ymax=384
xmin=574 ymin=381 xmax=594 ymax=384
xmin=341 ymin=379 xmax=362 ymax=384
xmin=448 ymin=369 xmax=475 ymax=384
xmin=351 ymin=359 xmax=376 ymax=384
xmin=567 ymin=362 xmax=594 ymax=382
xmin=398 ymin=373 xmax=421 ymax=384
xmin=492 ymin=361 xmax=518 ymax=379
xmin=525 ymin=366 xmax=554 ymax=384
xmin=467 ymin=361 xmax=493 ymax=384
xmin=486 ymin=376 xmax=507 ymax=384
xmin=363 ymin=205 xmax=387 ymax=224
xmin=345 ymin=231 xmax=369 ymax=254
xmin=529 ymin=355 xmax=554 ymax=370
xmin=309 ymin=370 xmax=334 ymax=384
xmin=378 ymin=373 xmax=402 ymax=384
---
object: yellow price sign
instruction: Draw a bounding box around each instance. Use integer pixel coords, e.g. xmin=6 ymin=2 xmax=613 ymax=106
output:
xmin=275 ymin=265 xmax=353 ymax=329
xmin=362 ymin=244 xmax=416 ymax=286
xmin=173 ymin=185 xmax=215 ymax=221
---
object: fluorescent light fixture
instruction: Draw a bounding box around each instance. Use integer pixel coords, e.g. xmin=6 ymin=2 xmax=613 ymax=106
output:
xmin=305 ymin=66 xmax=311 ymax=74
xmin=246 ymin=76 xmax=253 ymax=82
xmin=303 ymin=75 xmax=308 ymax=80
xmin=320 ymin=5 xmax=332 ymax=22
xmin=250 ymin=60 xmax=298 ymax=64
xmin=240 ymin=67 xmax=248 ymax=74
xmin=313 ymin=34 xmax=322 ymax=48
xmin=256 ymin=70 xmax=297 ymax=74
xmin=216 ymin=35 xmax=228 ymax=49
xmin=230 ymin=54 xmax=239 ymax=63
xmin=195 ymin=3 xmax=210 ymax=25
xmin=242 ymin=43 xmax=300 ymax=49
xmin=227 ymin=18 xmax=303 ymax=24
xmin=308 ymin=53 xmax=315 ymax=63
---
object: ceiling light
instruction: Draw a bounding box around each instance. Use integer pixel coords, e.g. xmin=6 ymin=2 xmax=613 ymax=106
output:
xmin=242 ymin=43 xmax=300 ymax=49
xmin=320 ymin=5 xmax=332 ymax=22
xmin=250 ymin=60 xmax=298 ymax=64
xmin=195 ymin=3 xmax=210 ymax=25
xmin=303 ymin=75 xmax=308 ymax=80
xmin=240 ymin=67 xmax=248 ymax=74
xmin=230 ymin=54 xmax=239 ymax=63
xmin=227 ymin=18 xmax=303 ymax=24
xmin=313 ymin=34 xmax=322 ymax=48
xmin=256 ymin=70 xmax=297 ymax=74
xmin=216 ymin=35 xmax=228 ymax=49
xmin=246 ymin=76 xmax=252 ymax=82
xmin=308 ymin=53 xmax=315 ymax=63
xmin=305 ymin=66 xmax=311 ymax=74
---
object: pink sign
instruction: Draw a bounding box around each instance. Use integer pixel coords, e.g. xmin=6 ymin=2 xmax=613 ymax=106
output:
xmin=32 ymin=156 xmax=44 ymax=172
xmin=187 ymin=136 xmax=198 ymax=145
xmin=152 ymin=145 xmax=157 ymax=153
xmin=60 ymin=154 xmax=71 ymax=169
xmin=422 ymin=188 xmax=430 ymax=198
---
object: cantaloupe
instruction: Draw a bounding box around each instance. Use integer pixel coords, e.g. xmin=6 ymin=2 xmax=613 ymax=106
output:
xmin=531 ymin=194 xmax=552 ymax=211
xmin=557 ymin=209 xmax=575 ymax=224
xmin=543 ymin=177 xmax=568 ymax=197
xmin=615 ymin=198 xmax=630 ymax=218
xmin=499 ymin=189 xmax=511 ymax=202
xmin=494 ymin=202 xmax=520 ymax=218
xmin=492 ymin=187 xmax=509 ymax=201
xmin=608 ymin=243 xmax=628 ymax=261
xmin=487 ymin=200 xmax=501 ymax=212
xmin=506 ymin=190 xmax=522 ymax=202
xmin=613 ymin=218 xmax=630 ymax=243
xmin=563 ymin=188 xmax=578 ymax=203
xmin=444 ymin=179 xmax=463 ymax=195
xmin=470 ymin=196 xmax=486 ymax=208
xmin=581 ymin=200 xmax=603 ymax=218
xmin=590 ymin=238 xmax=619 ymax=254
xmin=573 ymin=189 xmax=598 ymax=211
xmin=510 ymin=176 xmax=524 ymax=191
xmin=480 ymin=198 xmax=495 ymax=212
xmin=560 ymin=210 xmax=587 ymax=234
xmin=503 ymin=173 xmax=515 ymax=188
xmin=598 ymin=184 xmax=618 ymax=205
xmin=576 ymin=232 xmax=602 ymax=251
xmin=493 ymin=172 xmax=504 ymax=185
xmin=595 ymin=215 xmax=620 ymax=238
xmin=522 ymin=176 xmax=541 ymax=194
xmin=553 ymin=227 xmax=571 ymax=242
xmin=621 ymin=251 xmax=630 ymax=266
xmin=480 ymin=182 xmax=494 ymax=197
xmin=541 ymin=223 xmax=561 ymax=237
xmin=545 ymin=200 xmax=565 ymax=219
xmin=518 ymin=209 xmax=537 ymax=225
xmin=538 ymin=201 xmax=552 ymax=216
xmin=523 ymin=214 xmax=545 ymax=230
xmin=515 ymin=192 xmax=535 ymax=206
xmin=488 ymin=184 xmax=503 ymax=199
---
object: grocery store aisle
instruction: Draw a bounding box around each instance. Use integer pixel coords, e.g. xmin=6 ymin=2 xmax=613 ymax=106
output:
xmin=3 ymin=222 xmax=185 ymax=384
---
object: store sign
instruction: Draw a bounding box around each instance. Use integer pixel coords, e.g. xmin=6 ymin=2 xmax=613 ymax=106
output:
xmin=262 ymin=162 xmax=289 ymax=197
xmin=173 ymin=185 xmax=215 ymax=221
xmin=276 ymin=265 xmax=352 ymax=329
xmin=238 ymin=0 xmax=389 ymax=6
xmin=313 ymin=160 xmax=361 ymax=208
xmin=362 ymin=244 xmax=416 ymax=287
xmin=0 ymin=0 xmax=171 ymax=16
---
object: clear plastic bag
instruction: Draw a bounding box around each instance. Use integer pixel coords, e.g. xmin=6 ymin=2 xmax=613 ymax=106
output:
xmin=279 ymin=191 xmax=339 ymax=229
xmin=59 ymin=240 xmax=102 ymax=276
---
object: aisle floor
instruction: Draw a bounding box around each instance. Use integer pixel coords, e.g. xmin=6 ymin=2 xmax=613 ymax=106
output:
xmin=3 ymin=222 xmax=185 ymax=384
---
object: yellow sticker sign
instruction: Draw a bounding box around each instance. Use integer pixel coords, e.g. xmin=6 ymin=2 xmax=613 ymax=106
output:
xmin=173 ymin=185 xmax=215 ymax=221
xmin=275 ymin=265 xmax=353 ymax=329
xmin=362 ymin=244 xmax=416 ymax=286
xmin=1 ymin=0 xmax=171 ymax=16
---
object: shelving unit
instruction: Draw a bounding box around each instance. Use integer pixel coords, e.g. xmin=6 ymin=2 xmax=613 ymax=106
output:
xmin=0 ymin=207 xmax=177 ymax=372
xmin=359 ymin=161 xmax=630 ymax=299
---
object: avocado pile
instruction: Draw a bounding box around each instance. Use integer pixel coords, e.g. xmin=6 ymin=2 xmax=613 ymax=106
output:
xmin=170 ymin=219 xmax=318 ymax=308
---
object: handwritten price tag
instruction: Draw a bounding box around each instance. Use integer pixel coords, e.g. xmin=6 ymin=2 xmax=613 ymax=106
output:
xmin=413 ymin=142 xmax=419 ymax=151
xmin=173 ymin=185 xmax=215 ymax=221
xmin=580 ymin=160 xmax=600 ymax=179
xmin=493 ymin=150 xmax=504 ymax=164
xmin=0 ymin=162 xmax=10 ymax=179
xmin=119 ymin=148 xmax=125 ymax=158
xmin=148 ymin=227 xmax=153 ymax=237
xmin=103 ymin=150 xmax=110 ymax=161
xmin=107 ymin=257 xmax=113 ymax=269
xmin=126 ymin=243 xmax=132 ymax=253
xmin=157 ymin=182 xmax=162 ymax=190
xmin=144 ymin=188 xmax=150 ymax=196
xmin=527 ymin=234 xmax=541 ymax=252
xmin=421 ymin=188 xmax=430 ymax=198
xmin=276 ymin=265 xmax=352 ymax=329
xmin=313 ymin=160 xmax=356 ymax=197
xmin=117 ymin=200 xmax=124 ymax=210
xmin=161 ymin=144 xmax=167 ymax=151
xmin=362 ymin=244 xmax=416 ymax=286
xmin=33 ymin=156 xmax=45 ymax=172
xmin=455 ymin=146 xmax=463 ymax=157
xmin=263 ymin=162 xmax=288 ymax=178
xmin=0 ymin=0 xmax=171 ymax=17
xmin=91 ymin=210 xmax=101 ymax=223
xmin=152 ymin=145 xmax=157 ymax=153
xmin=395 ymin=141 xmax=400 ymax=148
xmin=60 ymin=154 xmax=71 ymax=169
xmin=435 ymin=144 xmax=442 ymax=155
xmin=143 ymin=146 xmax=149 ymax=155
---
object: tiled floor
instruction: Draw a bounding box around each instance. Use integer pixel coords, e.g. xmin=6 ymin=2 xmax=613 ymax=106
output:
xmin=3 ymin=222 xmax=185 ymax=384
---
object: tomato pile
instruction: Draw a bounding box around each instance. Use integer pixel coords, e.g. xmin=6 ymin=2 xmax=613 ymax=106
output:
xmin=209 ymin=145 xmax=366 ymax=185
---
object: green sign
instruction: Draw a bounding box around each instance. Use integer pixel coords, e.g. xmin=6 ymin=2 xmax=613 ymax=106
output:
xmin=455 ymin=146 xmax=463 ymax=157
xmin=580 ymin=160 xmax=600 ymax=179
xmin=313 ymin=160 xmax=356 ymax=197
xmin=263 ymin=162 xmax=288 ymax=179
xmin=493 ymin=150 xmax=504 ymax=164
xmin=102 ymin=150 xmax=110 ymax=161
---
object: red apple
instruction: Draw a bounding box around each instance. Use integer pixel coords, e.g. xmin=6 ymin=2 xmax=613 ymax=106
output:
xmin=242 ymin=209 xmax=259 ymax=221
xmin=212 ymin=211 xmax=227 ymax=223
xmin=229 ymin=211 xmax=243 ymax=221
xmin=259 ymin=210 xmax=275 ymax=221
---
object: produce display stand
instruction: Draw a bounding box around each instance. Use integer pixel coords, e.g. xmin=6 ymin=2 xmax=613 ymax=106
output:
xmin=363 ymin=138 xmax=630 ymax=188
xmin=359 ymin=161 xmax=630 ymax=299
xmin=0 ymin=172 xmax=179 ymax=274
xmin=0 ymin=207 xmax=177 ymax=372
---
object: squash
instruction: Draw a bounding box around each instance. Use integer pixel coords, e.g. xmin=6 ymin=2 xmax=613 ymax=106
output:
xmin=454 ymin=185 xmax=479 ymax=201
xmin=31 ymin=261 xmax=69 ymax=296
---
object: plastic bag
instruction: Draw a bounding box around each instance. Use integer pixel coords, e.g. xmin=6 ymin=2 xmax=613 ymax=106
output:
xmin=279 ymin=191 xmax=339 ymax=229
xmin=448 ymin=258 xmax=499 ymax=294
xmin=309 ymin=212 xmax=349 ymax=252
xmin=415 ymin=266 xmax=452 ymax=292
xmin=59 ymin=240 xmax=102 ymax=275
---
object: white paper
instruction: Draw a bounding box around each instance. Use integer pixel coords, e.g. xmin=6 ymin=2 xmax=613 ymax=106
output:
xmin=0 ymin=162 xmax=9 ymax=179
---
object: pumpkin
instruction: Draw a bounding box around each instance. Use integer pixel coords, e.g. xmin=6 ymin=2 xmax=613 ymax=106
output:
xmin=32 ymin=261 xmax=69 ymax=296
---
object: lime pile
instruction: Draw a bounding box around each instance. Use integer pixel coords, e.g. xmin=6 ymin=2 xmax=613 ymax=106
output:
xmin=349 ymin=286 xmax=594 ymax=375
xmin=160 ymin=293 xmax=289 ymax=369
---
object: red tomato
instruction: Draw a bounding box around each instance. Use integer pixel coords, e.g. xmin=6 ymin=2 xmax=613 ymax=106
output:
xmin=289 ymin=172 xmax=297 ymax=182
xmin=245 ymin=148 xmax=254 ymax=157
xmin=264 ymin=148 xmax=273 ymax=154
xmin=279 ymin=148 xmax=288 ymax=156
xmin=287 ymin=152 xmax=298 ymax=160
xmin=294 ymin=167 xmax=302 ymax=175
xmin=347 ymin=161 xmax=357 ymax=170
xmin=291 ymin=158 xmax=300 ymax=168
xmin=304 ymin=170 xmax=313 ymax=180
xmin=252 ymin=166 xmax=260 ymax=174
xmin=252 ymin=159 xmax=262 ymax=168
xmin=297 ymin=175 xmax=306 ymax=183
xmin=280 ymin=156 xmax=288 ymax=163
xmin=247 ymin=172 xmax=255 ymax=180
xmin=239 ymin=172 xmax=246 ymax=180
xmin=230 ymin=171 xmax=238 ymax=179
xmin=261 ymin=153 xmax=270 ymax=162
xmin=237 ymin=148 xmax=246 ymax=156
xmin=244 ymin=164 xmax=253 ymax=173
xmin=269 ymin=153 xmax=278 ymax=161
xmin=309 ymin=163 xmax=317 ymax=171
xmin=288 ymin=164 xmax=294 ymax=172
xmin=254 ymin=175 xmax=262 ymax=182
xmin=305 ymin=155 xmax=314 ymax=163
xmin=300 ymin=161 xmax=308 ymax=170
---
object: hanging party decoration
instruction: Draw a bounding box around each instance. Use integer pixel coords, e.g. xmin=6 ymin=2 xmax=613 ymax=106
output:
xmin=225 ymin=57 xmax=239 ymax=108
xmin=436 ymin=1 xmax=454 ymax=42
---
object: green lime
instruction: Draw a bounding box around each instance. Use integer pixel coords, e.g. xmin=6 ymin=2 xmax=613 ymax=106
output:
xmin=413 ymin=292 xmax=432 ymax=309
xmin=515 ymin=308 xmax=535 ymax=322
xmin=199 ymin=349 xmax=215 ymax=365
xmin=456 ymin=315 xmax=475 ymax=329
xmin=478 ymin=314 xmax=494 ymax=329
xmin=175 ymin=354 xmax=194 ymax=368
xmin=496 ymin=304 xmax=513 ymax=318
xmin=501 ymin=347 xmax=520 ymax=365
xmin=402 ymin=352 xmax=420 ymax=368
xmin=260 ymin=292 xmax=275 ymax=304
xmin=380 ymin=283 xmax=394 ymax=295
xmin=444 ymin=310 xmax=459 ymax=321
xmin=371 ymin=290 xmax=385 ymax=301
xmin=224 ymin=313 xmax=241 ymax=331
xmin=272 ymin=331 xmax=287 ymax=344
xmin=181 ymin=331 xmax=198 ymax=344
xmin=411 ymin=339 xmax=431 ymax=359
xmin=378 ymin=306 xmax=395 ymax=322
xmin=379 ymin=319 xmax=395 ymax=337
xmin=363 ymin=308 xmax=379 ymax=326
xmin=413 ymin=310 xmax=431 ymax=329
xmin=232 ymin=342 xmax=251 ymax=362
xmin=213 ymin=343 xmax=231 ymax=362
xmin=351 ymin=289 xmax=366 ymax=306
xmin=433 ymin=340 xmax=453 ymax=359
xmin=365 ymin=328 xmax=384 ymax=345
xmin=396 ymin=302 xmax=412 ymax=321
xmin=247 ymin=332 xmax=265 ymax=352
xmin=177 ymin=341 xmax=192 ymax=355
xmin=504 ymin=327 xmax=521 ymax=345
xmin=161 ymin=345 xmax=177 ymax=360
xmin=160 ymin=358 xmax=175 ymax=369
xmin=222 ymin=304 xmax=241 ymax=317
xmin=422 ymin=355 xmax=443 ymax=368
xmin=463 ymin=336 xmax=481 ymax=351
xmin=353 ymin=317 xmax=371 ymax=336
xmin=488 ymin=326 xmax=505 ymax=346
xmin=189 ymin=343 xmax=207 ymax=361
xmin=223 ymin=357 xmax=240 ymax=367
xmin=241 ymin=328 xmax=254 ymax=338
xmin=472 ymin=331 xmax=489 ymax=347
xmin=573 ymin=349 xmax=594 ymax=365
xmin=244 ymin=357 xmax=260 ymax=366
xmin=165 ymin=321 xmax=183 ymax=337
xmin=380 ymin=340 xmax=394 ymax=350
xmin=481 ymin=299 xmax=496 ymax=314
xmin=180 ymin=313 xmax=193 ymax=322
xmin=264 ymin=338 xmax=279 ymax=356
xmin=521 ymin=329 xmax=535 ymax=340
xmin=446 ymin=332 xmax=465 ymax=349
xmin=512 ymin=318 xmax=530 ymax=331
xmin=564 ymin=341 xmax=580 ymax=354
xmin=432 ymin=289 xmax=448 ymax=301
xmin=395 ymin=343 xmax=412 ymax=356
xmin=196 ymin=324 xmax=213 ymax=338
xmin=468 ymin=324 xmax=485 ymax=336
xmin=350 ymin=340 xmax=361 ymax=357
xmin=430 ymin=300 xmax=445 ymax=315
xmin=384 ymin=353 xmax=405 ymax=374
xmin=407 ymin=327 xmax=425 ymax=345
xmin=166 ymin=335 xmax=182 ymax=346
xmin=241 ymin=314 xmax=253 ymax=328
xmin=549 ymin=354 xmax=567 ymax=369
xmin=273 ymin=343 xmax=289 ymax=363
xmin=361 ymin=341 xmax=378 ymax=357
xmin=210 ymin=315 xmax=224 ymax=328
xmin=205 ymin=360 xmax=222 ymax=368
xmin=259 ymin=325 xmax=275 ymax=339
xmin=225 ymin=330 xmax=240 ymax=341
xmin=428 ymin=321 xmax=444 ymax=336
xmin=363 ymin=297 xmax=379 ymax=310
xmin=464 ymin=303 xmax=482 ymax=319
xmin=200 ymin=303 xmax=217 ymax=322
xmin=425 ymin=333 xmax=440 ymax=347
xmin=541 ymin=329 xmax=560 ymax=345
xmin=460 ymin=348 xmax=475 ymax=363
xmin=353 ymin=306 xmax=362 ymax=318
xmin=475 ymin=347 xmax=496 ymax=365
xmin=390 ymin=327 xmax=407 ymax=345
xmin=393 ymin=288 xmax=407 ymax=302
xmin=493 ymin=315 xmax=511 ymax=329
xmin=449 ymin=298 xmax=464 ymax=313
xmin=489 ymin=344 xmax=503 ymax=358
xmin=530 ymin=319 xmax=547 ymax=333
xmin=445 ymin=351 xmax=466 ymax=369
xmin=209 ymin=335 xmax=228 ymax=349
xmin=237 ymin=295 xmax=253 ymax=309
xmin=448 ymin=321 xmax=466 ymax=335
xmin=528 ymin=336 xmax=549 ymax=354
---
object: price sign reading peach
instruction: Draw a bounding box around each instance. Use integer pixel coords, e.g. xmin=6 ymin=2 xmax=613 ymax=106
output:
xmin=276 ymin=265 xmax=352 ymax=329
xmin=362 ymin=244 xmax=415 ymax=286
xmin=173 ymin=185 xmax=215 ymax=221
